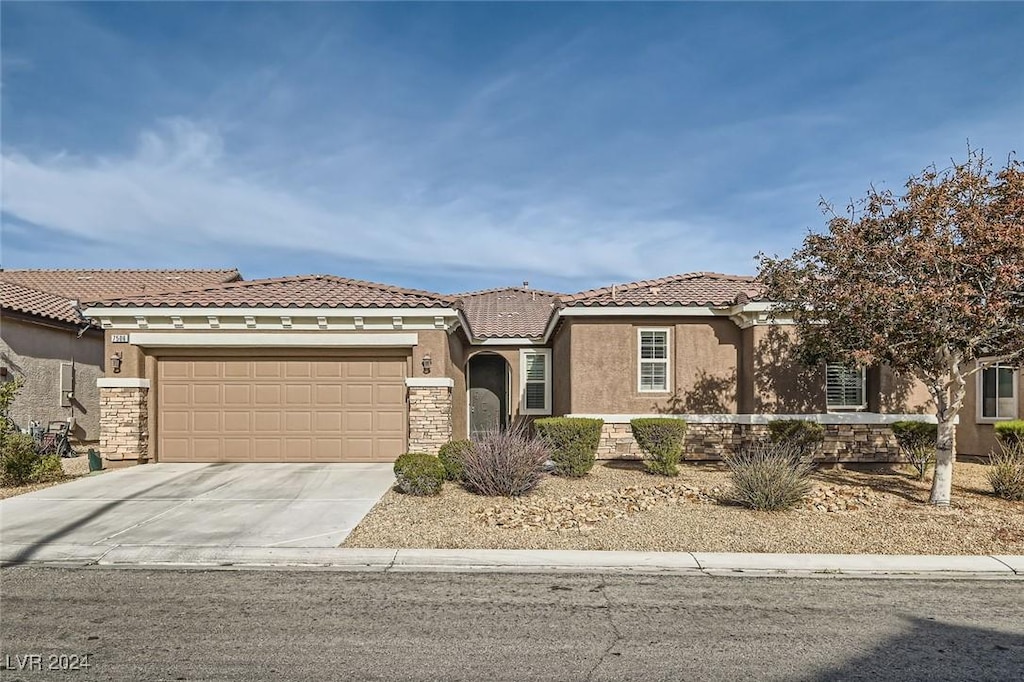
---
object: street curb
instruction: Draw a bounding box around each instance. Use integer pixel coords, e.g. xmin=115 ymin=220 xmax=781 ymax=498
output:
xmin=2 ymin=545 xmax=1021 ymax=578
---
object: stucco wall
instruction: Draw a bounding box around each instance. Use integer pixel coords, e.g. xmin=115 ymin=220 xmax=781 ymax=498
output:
xmin=568 ymin=318 xmax=741 ymax=415
xmin=551 ymin=321 xmax=572 ymax=417
xmin=1 ymin=315 xmax=104 ymax=441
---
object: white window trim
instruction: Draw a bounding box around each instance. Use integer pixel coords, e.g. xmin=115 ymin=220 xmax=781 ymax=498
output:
xmin=519 ymin=349 xmax=552 ymax=416
xmin=825 ymin=363 xmax=867 ymax=411
xmin=976 ymin=360 xmax=1019 ymax=423
xmin=637 ymin=327 xmax=671 ymax=394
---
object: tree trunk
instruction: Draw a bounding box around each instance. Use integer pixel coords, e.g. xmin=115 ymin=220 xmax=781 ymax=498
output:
xmin=929 ymin=417 xmax=957 ymax=506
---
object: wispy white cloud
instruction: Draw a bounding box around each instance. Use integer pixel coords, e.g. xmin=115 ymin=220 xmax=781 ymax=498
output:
xmin=1 ymin=117 xmax=743 ymax=281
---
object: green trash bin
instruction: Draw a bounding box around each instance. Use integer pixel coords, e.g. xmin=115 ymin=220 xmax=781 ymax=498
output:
xmin=87 ymin=448 xmax=103 ymax=472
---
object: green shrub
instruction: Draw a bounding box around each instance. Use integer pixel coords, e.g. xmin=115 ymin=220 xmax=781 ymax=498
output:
xmin=1 ymin=433 xmax=40 ymax=486
xmin=995 ymin=421 xmax=1024 ymax=447
xmin=891 ymin=421 xmax=937 ymax=480
xmin=437 ymin=440 xmax=472 ymax=481
xmin=988 ymin=442 xmax=1024 ymax=502
xmin=725 ymin=440 xmax=814 ymax=511
xmin=630 ymin=418 xmax=687 ymax=477
xmin=32 ymin=455 xmax=66 ymax=483
xmin=534 ymin=417 xmax=603 ymax=477
xmin=767 ymin=419 xmax=825 ymax=458
xmin=393 ymin=453 xmax=445 ymax=496
xmin=461 ymin=423 xmax=549 ymax=497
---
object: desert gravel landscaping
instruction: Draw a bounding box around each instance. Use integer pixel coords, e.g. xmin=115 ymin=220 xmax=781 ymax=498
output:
xmin=0 ymin=454 xmax=91 ymax=500
xmin=343 ymin=460 xmax=1024 ymax=555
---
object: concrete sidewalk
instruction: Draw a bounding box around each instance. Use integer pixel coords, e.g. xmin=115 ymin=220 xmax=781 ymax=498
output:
xmin=2 ymin=544 xmax=1021 ymax=578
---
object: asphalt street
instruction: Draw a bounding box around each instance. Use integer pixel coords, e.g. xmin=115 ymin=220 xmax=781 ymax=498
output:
xmin=1 ymin=568 xmax=1021 ymax=681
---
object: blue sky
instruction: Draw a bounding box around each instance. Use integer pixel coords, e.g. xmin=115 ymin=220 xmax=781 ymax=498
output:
xmin=2 ymin=2 xmax=1021 ymax=294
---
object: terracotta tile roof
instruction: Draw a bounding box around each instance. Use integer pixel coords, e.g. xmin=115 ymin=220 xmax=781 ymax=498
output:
xmin=0 ymin=269 xmax=241 ymax=302
xmin=560 ymin=272 xmax=764 ymax=307
xmin=455 ymin=287 xmax=561 ymax=339
xmin=91 ymin=275 xmax=456 ymax=309
xmin=0 ymin=280 xmax=85 ymax=325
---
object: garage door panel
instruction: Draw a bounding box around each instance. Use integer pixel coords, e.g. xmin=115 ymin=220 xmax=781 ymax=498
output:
xmin=377 ymin=362 xmax=405 ymax=378
xmin=345 ymin=411 xmax=374 ymax=432
xmin=284 ymin=439 xmax=313 ymax=460
xmin=254 ymin=439 xmax=281 ymax=461
xmin=158 ymin=356 xmax=407 ymax=462
xmin=193 ymin=385 xmax=222 ymax=405
xmin=346 ymin=362 xmax=373 ymax=378
xmin=222 ymin=361 xmax=251 ymax=379
xmin=316 ymin=412 xmax=342 ymax=432
xmin=315 ymin=385 xmax=343 ymax=406
xmin=162 ymin=384 xmax=190 ymax=406
xmin=192 ymin=361 xmax=222 ymax=379
xmin=285 ymin=361 xmax=312 ymax=378
xmin=378 ymin=384 xmax=406 ymax=404
xmin=223 ymin=412 xmax=251 ymax=432
xmin=377 ymin=410 xmax=406 ymax=433
xmin=192 ymin=438 xmax=222 ymax=460
xmin=314 ymin=439 xmax=344 ymax=460
xmin=284 ymin=411 xmax=312 ymax=432
xmin=193 ymin=412 xmax=221 ymax=433
xmin=254 ymin=362 xmax=282 ymax=378
xmin=253 ymin=411 xmax=282 ymax=432
xmin=223 ymin=384 xmax=252 ymax=405
xmin=343 ymin=438 xmax=374 ymax=460
xmin=254 ymin=384 xmax=282 ymax=405
xmin=284 ymin=384 xmax=312 ymax=405
xmin=344 ymin=384 xmax=374 ymax=407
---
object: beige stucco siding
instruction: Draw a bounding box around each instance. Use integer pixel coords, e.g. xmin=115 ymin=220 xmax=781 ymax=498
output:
xmin=1 ymin=315 xmax=104 ymax=441
xmin=552 ymin=321 xmax=572 ymax=417
xmin=567 ymin=318 xmax=741 ymax=415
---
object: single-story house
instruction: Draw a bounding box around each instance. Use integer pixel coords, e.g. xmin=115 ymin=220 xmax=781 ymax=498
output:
xmin=0 ymin=269 xmax=241 ymax=442
xmin=82 ymin=272 xmax=1020 ymax=464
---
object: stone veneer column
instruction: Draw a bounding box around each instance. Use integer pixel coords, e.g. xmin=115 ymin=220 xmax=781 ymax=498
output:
xmin=97 ymin=379 xmax=150 ymax=461
xmin=406 ymin=378 xmax=453 ymax=455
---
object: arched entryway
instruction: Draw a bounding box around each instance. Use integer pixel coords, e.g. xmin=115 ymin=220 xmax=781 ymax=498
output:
xmin=467 ymin=352 xmax=510 ymax=438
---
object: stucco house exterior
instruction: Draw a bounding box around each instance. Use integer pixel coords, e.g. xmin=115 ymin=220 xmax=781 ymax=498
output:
xmin=82 ymin=271 xmax=1020 ymax=465
xmin=0 ymin=269 xmax=241 ymax=442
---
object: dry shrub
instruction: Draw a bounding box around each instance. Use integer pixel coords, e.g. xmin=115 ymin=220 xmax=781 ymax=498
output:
xmin=461 ymin=424 xmax=549 ymax=497
xmin=989 ymin=442 xmax=1024 ymax=502
xmin=725 ymin=440 xmax=814 ymax=511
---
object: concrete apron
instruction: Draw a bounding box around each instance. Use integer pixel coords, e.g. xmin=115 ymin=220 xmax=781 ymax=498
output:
xmin=0 ymin=462 xmax=396 ymax=566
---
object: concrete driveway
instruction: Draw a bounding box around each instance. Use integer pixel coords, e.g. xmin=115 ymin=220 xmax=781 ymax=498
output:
xmin=0 ymin=463 xmax=394 ymax=565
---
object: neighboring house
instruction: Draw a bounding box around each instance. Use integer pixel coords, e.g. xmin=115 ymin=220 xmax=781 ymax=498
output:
xmin=0 ymin=269 xmax=241 ymax=442
xmin=83 ymin=272 xmax=1020 ymax=464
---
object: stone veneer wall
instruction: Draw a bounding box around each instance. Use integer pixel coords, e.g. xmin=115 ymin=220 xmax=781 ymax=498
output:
xmin=595 ymin=420 xmax=903 ymax=463
xmin=408 ymin=385 xmax=452 ymax=455
xmin=99 ymin=387 xmax=149 ymax=461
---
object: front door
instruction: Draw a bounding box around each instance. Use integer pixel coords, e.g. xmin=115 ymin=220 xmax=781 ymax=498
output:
xmin=469 ymin=354 xmax=508 ymax=438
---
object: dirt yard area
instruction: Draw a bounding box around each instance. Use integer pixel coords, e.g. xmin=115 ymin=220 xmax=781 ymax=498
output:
xmin=344 ymin=461 xmax=1024 ymax=555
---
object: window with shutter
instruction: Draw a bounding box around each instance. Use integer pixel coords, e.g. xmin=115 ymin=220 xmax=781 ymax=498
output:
xmin=638 ymin=329 xmax=670 ymax=392
xmin=979 ymin=363 xmax=1018 ymax=420
xmin=520 ymin=349 xmax=551 ymax=415
xmin=825 ymin=363 xmax=866 ymax=409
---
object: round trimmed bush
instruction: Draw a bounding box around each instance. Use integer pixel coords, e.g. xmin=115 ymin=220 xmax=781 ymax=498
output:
xmin=438 ymin=440 xmax=472 ymax=481
xmin=630 ymin=418 xmax=687 ymax=477
xmin=393 ymin=453 xmax=445 ymax=496
xmin=534 ymin=417 xmax=603 ymax=477
xmin=1 ymin=433 xmax=40 ymax=486
xmin=767 ymin=419 xmax=825 ymax=458
xmin=995 ymin=421 xmax=1024 ymax=447
xmin=891 ymin=420 xmax=937 ymax=480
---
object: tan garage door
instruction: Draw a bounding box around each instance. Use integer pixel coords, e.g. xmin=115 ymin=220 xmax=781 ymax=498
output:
xmin=157 ymin=357 xmax=407 ymax=462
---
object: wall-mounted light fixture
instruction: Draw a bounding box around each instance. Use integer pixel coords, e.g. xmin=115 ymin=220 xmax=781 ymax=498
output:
xmin=111 ymin=352 xmax=123 ymax=374
xmin=421 ymin=354 xmax=432 ymax=375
